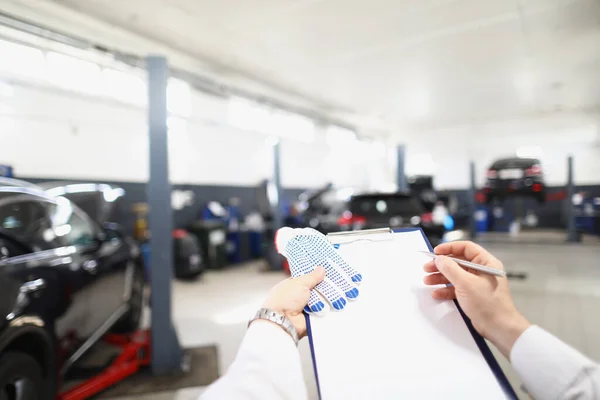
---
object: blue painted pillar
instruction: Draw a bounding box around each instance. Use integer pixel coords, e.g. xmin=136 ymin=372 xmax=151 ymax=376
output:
xmin=397 ymin=145 xmax=408 ymax=191
xmin=469 ymin=161 xmax=477 ymax=240
xmin=147 ymin=55 xmax=182 ymax=374
xmin=273 ymin=140 xmax=282 ymax=230
xmin=566 ymin=155 xmax=579 ymax=242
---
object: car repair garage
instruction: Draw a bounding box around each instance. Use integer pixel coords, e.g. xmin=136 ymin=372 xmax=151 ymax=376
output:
xmin=0 ymin=1 xmax=599 ymax=399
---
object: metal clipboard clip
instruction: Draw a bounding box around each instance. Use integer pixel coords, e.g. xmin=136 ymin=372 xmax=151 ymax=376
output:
xmin=327 ymin=228 xmax=394 ymax=245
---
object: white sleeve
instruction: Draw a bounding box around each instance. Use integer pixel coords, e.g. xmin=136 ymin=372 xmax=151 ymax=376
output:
xmin=200 ymin=320 xmax=308 ymax=400
xmin=510 ymin=325 xmax=600 ymax=400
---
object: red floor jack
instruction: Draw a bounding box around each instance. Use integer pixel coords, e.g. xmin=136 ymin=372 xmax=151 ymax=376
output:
xmin=57 ymin=330 xmax=151 ymax=400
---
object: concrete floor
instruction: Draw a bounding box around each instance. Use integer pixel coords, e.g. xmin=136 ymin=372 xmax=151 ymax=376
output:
xmin=110 ymin=232 xmax=600 ymax=400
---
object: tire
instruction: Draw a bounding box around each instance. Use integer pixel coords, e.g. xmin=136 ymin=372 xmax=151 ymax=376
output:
xmin=111 ymin=263 xmax=145 ymax=334
xmin=0 ymin=352 xmax=45 ymax=400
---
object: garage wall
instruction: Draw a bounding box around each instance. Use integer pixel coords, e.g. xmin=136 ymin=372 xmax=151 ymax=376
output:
xmin=0 ymin=81 xmax=390 ymax=190
xmin=402 ymin=113 xmax=600 ymax=189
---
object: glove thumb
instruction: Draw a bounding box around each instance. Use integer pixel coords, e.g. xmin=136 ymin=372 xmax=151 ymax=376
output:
xmin=295 ymin=266 xmax=326 ymax=289
xmin=435 ymin=256 xmax=474 ymax=287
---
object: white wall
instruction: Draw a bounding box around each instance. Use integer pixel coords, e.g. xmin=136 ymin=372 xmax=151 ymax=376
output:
xmin=401 ymin=113 xmax=600 ymax=189
xmin=2 ymin=78 xmax=597 ymax=191
xmin=0 ymin=80 xmax=389 ymax=190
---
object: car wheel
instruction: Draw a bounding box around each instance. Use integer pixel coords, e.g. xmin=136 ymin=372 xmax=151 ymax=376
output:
xmin=0 ymin=352 xmax=44 ymax=400
xmin=111 ymin=264 xmax=145 ymax=334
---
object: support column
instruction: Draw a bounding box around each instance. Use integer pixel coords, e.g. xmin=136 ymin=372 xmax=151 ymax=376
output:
xmin=566 ymin=155 xmax=579 ymax=242
xmin=396 ymin=145 xmax=408 ymax=192
xmin=147 ymin=55 xmax=182 ymax=374
xmin=272 ymin=140 xmax=282 ymax=230
xmin=469 ymin=161 xmax=477 ymax=240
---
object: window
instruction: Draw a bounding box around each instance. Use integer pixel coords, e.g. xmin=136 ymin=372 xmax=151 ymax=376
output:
xmin=102 ymin=68 xmax=147 ymax=106
xmin=50 ymin=197 xmax=97 ymax=247
xmin=47 ymin=52 xmax=102 ymax=94
xmin=0 ymin=191 xmax=58 ymax=251
xmin=0 ymin=40 xmax=46 ymax=80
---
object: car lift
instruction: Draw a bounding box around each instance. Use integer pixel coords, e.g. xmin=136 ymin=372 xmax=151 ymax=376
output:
xmin=57 ymin=330 xmax=151 ymax=400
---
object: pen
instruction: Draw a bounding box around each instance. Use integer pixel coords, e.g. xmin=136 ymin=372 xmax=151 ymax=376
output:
xmin=419 ymin=251 xmax=506 ymax=278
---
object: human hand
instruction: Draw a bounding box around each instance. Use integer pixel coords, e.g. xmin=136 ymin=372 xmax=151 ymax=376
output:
xmin=260 ymin=266 xmax=326 ymax=339
xmin=276 ymin=227 xmax=362 ymax=315
xmin=423 ymin=241 xmax=531 ymax=358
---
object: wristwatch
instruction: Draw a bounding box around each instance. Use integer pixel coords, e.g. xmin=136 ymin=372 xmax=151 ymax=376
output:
xmin=249 ymin=308 xmax=299 ymax=346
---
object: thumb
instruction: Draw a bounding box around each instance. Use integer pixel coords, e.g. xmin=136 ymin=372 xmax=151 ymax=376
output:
xmin=295 ymin=266 xmax=326 ymax=289
xmin=435 ymin=256 xmax=474 ymax=286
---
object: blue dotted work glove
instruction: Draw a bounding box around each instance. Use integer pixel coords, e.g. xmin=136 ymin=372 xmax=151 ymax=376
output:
xmin=276 ymin=227 xmax=362 ymax=315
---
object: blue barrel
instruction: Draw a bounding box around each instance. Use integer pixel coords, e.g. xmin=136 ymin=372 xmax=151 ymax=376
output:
xmin=474 ymin=206 xmax=489 ymax=232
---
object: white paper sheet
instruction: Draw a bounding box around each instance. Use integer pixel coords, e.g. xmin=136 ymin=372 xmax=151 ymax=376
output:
xmin=308 ymin=230 xmax=509 ymax=399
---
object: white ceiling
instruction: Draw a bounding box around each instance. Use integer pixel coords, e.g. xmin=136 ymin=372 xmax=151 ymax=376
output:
xmin=13 ymin=0 xmax=600 ymax=134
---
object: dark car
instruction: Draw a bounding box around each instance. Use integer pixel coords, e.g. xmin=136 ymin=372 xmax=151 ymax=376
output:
xmin=485 ymin=157 xmax=545 ymax=203
xmin=0 ymin=179 xmax=145 ymax=399
xmin=339 ymin=193 xmax=446 ymax=246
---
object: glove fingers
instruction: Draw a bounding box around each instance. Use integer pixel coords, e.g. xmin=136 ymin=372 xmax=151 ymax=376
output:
xmin=304 ymin=290 xmax=329 ymax=314
xmin=315 ymin=277 xmax=348 ymax=311
xmin=303 ymin=228 xmax=362 ymax=284
xmin=324 ymin=243 xmax=362 ymax=284
xmin=324 ymin=258 xmax=359 ymax=300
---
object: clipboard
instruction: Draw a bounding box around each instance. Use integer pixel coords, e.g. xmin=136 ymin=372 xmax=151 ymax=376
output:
xmin=304 ymin=228 xmax=517 ymax=399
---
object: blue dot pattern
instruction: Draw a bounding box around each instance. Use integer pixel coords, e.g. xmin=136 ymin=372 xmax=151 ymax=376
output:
xmin=284 ymin=228 xmax=362 ymax=314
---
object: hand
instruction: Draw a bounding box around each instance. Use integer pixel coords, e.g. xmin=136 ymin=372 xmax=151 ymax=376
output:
xmin=423 ymin=241 xmax=531 ymax=358
xmin=276 ymin=227 xmax=362 ymax=314
xmin=260 ymin=266 xmax=326 ymax=339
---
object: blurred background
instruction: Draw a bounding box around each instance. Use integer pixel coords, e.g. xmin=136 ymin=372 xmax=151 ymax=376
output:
xmin=0 ymin=1 xmax=599 ymax=399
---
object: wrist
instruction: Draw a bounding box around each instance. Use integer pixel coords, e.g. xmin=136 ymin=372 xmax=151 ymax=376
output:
xmin=485 ymin=310 xmax=531 ymax=359
xmin=249 ymin=308 xmax=299 ymax=345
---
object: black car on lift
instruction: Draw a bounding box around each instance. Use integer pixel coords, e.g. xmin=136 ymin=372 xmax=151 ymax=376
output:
xmin=0 ymin=179 xmax=145 ymax=399
xmin=485 ymin=157 xmax=546 ymax=203
xmin=340 ymin=192 xmax=446 ymax=246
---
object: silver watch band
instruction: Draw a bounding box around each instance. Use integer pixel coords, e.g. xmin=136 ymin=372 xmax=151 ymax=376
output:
xmin=249 ymin=308 xmax=299 ymax=346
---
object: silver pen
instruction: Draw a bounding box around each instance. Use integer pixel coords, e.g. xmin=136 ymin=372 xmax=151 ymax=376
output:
xmin=419 ymin=251 xmax=506 ymax=278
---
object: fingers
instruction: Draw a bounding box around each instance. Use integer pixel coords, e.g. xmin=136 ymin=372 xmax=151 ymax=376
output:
xmin=434 ymin=241 xmax=496 ymax=265
xmin=423 ymin=272 xmax=450 ymax=286
xmin=295 ymin=266 xmax=326 ymax=289
xmin=431 ymin=286 xmax=456 ymax=300
xmin=434 ymin=256 xmax=476 ymax=286
xmin=423 ymin=260 xmax=438 ymax=273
